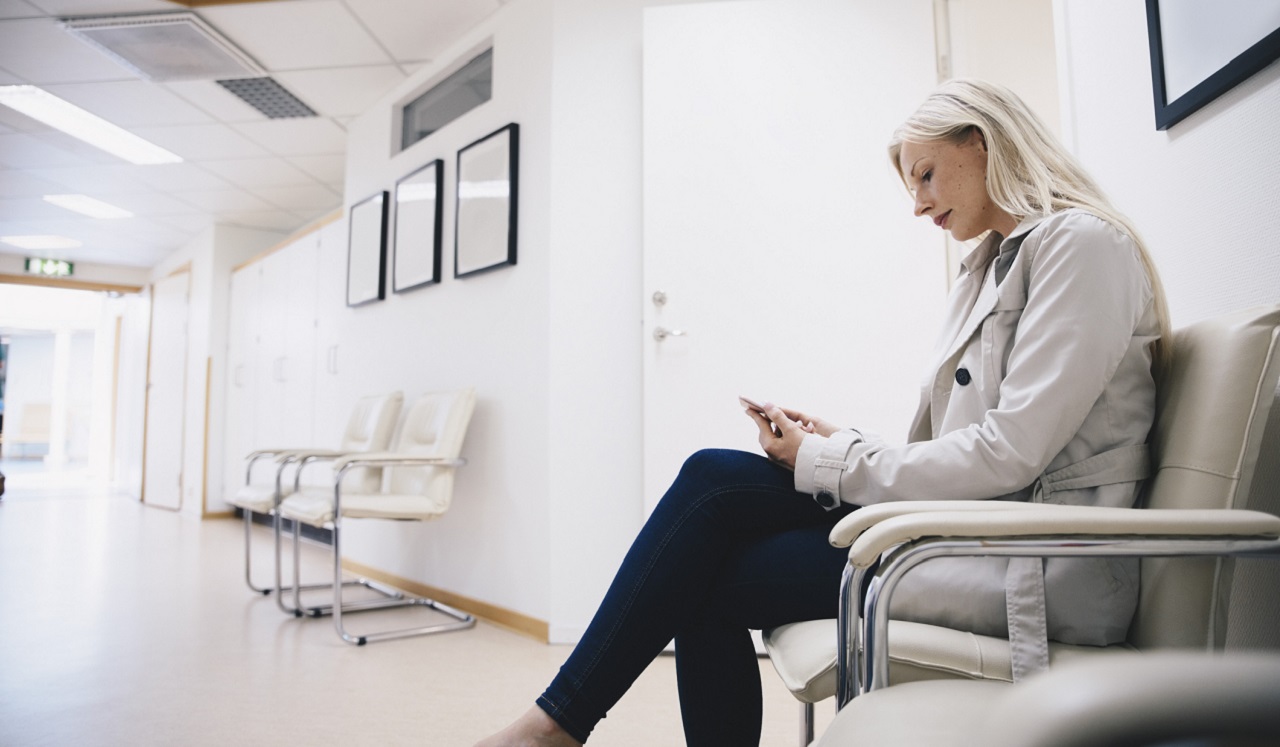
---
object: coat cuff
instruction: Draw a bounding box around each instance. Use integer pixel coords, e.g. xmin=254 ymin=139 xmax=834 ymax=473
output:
xmin=795 ymin=428 xmax=865 ymax=510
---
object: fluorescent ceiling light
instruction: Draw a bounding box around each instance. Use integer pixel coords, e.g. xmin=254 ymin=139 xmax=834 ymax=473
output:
xmin=0 ymin=85 xmax=182 ymax=165
xmin=43 ymin=194 xmax=134 ymax=219
xmin=0 ymin=235 xmax=83 ymax=250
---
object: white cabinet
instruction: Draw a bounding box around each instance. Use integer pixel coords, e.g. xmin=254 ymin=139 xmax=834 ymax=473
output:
xmin=224 ymin=229 xmax=329 ymax=502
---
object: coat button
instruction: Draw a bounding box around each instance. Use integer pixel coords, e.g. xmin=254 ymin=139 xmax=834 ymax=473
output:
xmin=815 ymin=491 xmax=838 ymax=510
xmin=955 ymin=368 xmax=971 ymax=386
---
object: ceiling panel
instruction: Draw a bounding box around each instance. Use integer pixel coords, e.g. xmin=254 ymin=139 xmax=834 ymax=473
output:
xmin=0 ymin=195 xmax=76 ymax=221
xmin=251 ymin=183 xmax=339 ymax=211
xmin=233 ymin=117 xmax=346 ymax=157
xmin=286 ymin=153 xmax=344 ymax=183
xmin=153 ymin=214 xmax=214 ymax=234
xmin=25 ymin=0 xmax=176 ymax=15
xmin=97 ymin=190 xmax=207 ymax=217
xmin=0 ymin=18 xmax=132 ymax=84
xmin=198 ymin=0 xmax=392 ymax=71
xmin=0 ymin=170 xmax=62 ymax=198
xmin=346 ymin=0 xmax=503 ymax=63
xmin=0 ymin=2 xmax=40 ymax=20
xmin=163 ymin=80 xmax=267 ymax=124
xmin=171 ymin=188 xmax=274 ymax=213
xmin=22 ymin=164 xmax=151 ymax=194
xmin=0 ymin=133 xmax=96 ymax=169
xmin=197 ymin=156 xmax=318 ymax=189
xmin=215 ymin=209 xmax=305 ymax=232
xmin=43 ymin=80 xmax=214 ymax=127
xmin=130 ymin=123 xmax=271 ymax=160
xmin=127 ymin=163 xmax=233 ymax=192
xmin=274 ymin=65 xmax=405 ymax=117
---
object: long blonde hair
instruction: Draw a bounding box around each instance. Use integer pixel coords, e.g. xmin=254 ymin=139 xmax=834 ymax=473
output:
xmin=888 ymin=79 xmax=1170 ymax=366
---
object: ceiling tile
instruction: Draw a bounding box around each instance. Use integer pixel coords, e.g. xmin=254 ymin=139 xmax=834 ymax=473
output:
xmin=0 ymin=18 xmax=132 ymax=84
xmin=127 ymin=163 xmax=232 ymax=192
xmin=233 ymin=117 xmax=346 ymax=157
xmin=131 ymin=123 xmax=270 ymax=160
xmin=43 ymin=80 xmax=214 ymax=127
xmin=198 ymin=0 xmax=391 ymax=71
xmin=346 ymin=0 xmax=502 ymax=63
xmin=163 ymin=80 xmax=267 ymax=124
xmin=153 ymin=213 xmax=214 ymax=234
xmin=0 ymin=2 xmax=40 ymax=20
xmin=25 ymin=0 xmax=175 ymax=14
xmin=0 ymin=195 xmax=80 ymax=221
xmin=198 ymin=156 xmax=317 ymax=189
xmin=0 ymin=170 xmax=62 ymax=197
xmin=94 ymin=190 xmax=205 ymax=217
xmin=171 ymin=188 xmax=274 ymax=213
xmin=287 ymin=154 xmax=344 ymax=183
xmin=22 ymin=164 xmax=150 ymax=194
xmin=0 ymin=132 xmax=96 ymax=169
xmin=274 ymin=65 xmax=405 ymax=117
xmin=252 ymin=183 xmax=339 ymax=211
xmin=215 ymin=209 xmax=304 ymax=232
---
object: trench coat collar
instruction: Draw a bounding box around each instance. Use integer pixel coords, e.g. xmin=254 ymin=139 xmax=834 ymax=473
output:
xmin=957 ymin=214 xmax=1049 ymax=278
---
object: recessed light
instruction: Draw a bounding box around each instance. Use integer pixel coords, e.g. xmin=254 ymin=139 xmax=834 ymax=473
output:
xmin=43 ymin=194 xmax=134 ymax=219
xmin=0 ymin=85 xmax=182 ymax=165
xmin=0 ymin=235 xmax=83 ymax=250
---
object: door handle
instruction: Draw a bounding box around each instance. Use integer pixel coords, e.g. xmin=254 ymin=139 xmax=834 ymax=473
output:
xmin=653 ymin=327 xmax=687 ymax=342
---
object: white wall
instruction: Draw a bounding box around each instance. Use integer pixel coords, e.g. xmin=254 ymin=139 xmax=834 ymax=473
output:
xmin=1054 ymin=0 xmax=1280 ymax=648
xmin=1055 ymin=0 xmax=1280 ymax=325
xmin=341 ymin=0 xmax=556 ymax=623
xmin=151 ymin=223 xmax=283 ymax=515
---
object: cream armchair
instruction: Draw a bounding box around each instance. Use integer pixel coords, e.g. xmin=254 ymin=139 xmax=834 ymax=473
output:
xmin=765 ymin=304 xmax=1280 ymax=744
xmin=229 ymin=391 xmax=403 ymax=598
xmin=278 ymin=388 xmax=477 ymax=645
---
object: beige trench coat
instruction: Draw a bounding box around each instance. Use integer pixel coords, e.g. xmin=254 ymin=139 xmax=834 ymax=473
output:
xmin=795 ymin=209 xmax=1159 ymax=673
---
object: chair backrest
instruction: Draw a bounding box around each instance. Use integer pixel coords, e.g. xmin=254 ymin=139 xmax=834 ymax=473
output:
xmin=339 ymin=392 xmax=404 ymax=493
xmin=385 ymin=388 xmax=476 ymax=512
xmin=1130 ymin=305 xmax=1280 ymax=650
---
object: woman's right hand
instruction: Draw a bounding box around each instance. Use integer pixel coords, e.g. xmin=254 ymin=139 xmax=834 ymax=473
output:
xmin=773 ymin=405 xmax=842 ymax=438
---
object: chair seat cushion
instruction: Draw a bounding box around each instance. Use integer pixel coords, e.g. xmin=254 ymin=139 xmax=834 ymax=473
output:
xmin=278 ymin=487 xmax=450 ymax=526
xmin=816 ymin=679 xmax=1007 ymax=747
xmin=228 ymin=485 xmax=282 ymax=513
xmin=764 ymin=619 xmax=1135 ymax=702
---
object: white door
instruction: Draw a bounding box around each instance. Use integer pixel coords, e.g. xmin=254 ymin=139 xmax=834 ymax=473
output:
xmin=143 ymin=271 xmax=190 ymax=510
xmin=642 ymin=0 xmax=947 ymax=512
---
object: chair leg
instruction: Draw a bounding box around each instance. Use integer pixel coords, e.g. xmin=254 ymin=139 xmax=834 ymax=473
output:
xmin=800 ymin=701 xmax=815 ymax=746
xmin=329 ymin=514 xmax=476 ymax=646
xmin=244 ymin=511 xmax=272 ymax=595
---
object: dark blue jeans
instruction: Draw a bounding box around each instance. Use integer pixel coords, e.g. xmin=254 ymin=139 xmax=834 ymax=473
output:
xmin=537 ymin=449 xmax=856 ymax=745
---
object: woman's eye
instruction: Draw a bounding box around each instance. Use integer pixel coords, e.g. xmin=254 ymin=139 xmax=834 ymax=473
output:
xmin=922 ymin=170 xmax=933 ymax=183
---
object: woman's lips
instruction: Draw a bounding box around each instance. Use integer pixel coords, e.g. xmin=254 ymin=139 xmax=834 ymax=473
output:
xmin=934 ymin=210 xmax=951 ymax=228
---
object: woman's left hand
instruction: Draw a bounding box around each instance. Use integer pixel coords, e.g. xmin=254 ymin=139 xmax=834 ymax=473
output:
xmin=747 ymin=403 xmax=812 ymax=470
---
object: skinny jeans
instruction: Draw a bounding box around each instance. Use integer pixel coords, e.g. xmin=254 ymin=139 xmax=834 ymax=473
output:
xmin=537 ymin=448 xmax=856 ymax=745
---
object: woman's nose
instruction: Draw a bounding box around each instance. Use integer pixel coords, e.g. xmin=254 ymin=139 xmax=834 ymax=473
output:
xmin=913 ymin=190 xmax=930 ymax=217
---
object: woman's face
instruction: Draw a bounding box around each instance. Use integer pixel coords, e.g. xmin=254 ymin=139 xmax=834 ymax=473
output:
xmin=898 ymin=131 xmax=1017 ymax=241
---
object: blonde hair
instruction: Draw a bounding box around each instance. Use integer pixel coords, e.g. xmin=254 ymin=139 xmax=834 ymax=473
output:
xmin=888 ymin=79 xmax=1171 ymax=366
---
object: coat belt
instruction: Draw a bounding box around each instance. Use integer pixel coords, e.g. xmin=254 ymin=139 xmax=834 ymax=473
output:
xmin=1004 ymin=443 xmax=1151 ymax=681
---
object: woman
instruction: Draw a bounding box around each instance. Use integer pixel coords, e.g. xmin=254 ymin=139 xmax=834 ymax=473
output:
xmin=477 ymin=79 xmax=1169 ymax=746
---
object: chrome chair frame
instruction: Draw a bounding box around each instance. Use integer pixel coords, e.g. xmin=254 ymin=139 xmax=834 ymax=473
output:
xmin=286 ymin=455 xmax=476 ymax=645
xmin=837 ymin=530 xmax=1280 ymax=708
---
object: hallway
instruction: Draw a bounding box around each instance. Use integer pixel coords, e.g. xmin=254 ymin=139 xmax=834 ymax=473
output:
xmin=0 ymin=475 xmax=820 ymax=746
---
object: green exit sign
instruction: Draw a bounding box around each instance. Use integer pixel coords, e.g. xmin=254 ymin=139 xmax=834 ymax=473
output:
xmin=25 ymin=257 xmax=74 ymax=277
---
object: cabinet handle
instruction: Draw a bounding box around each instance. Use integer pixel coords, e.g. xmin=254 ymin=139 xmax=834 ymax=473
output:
xmin=233 ymin=364 xmax=244 ymax=387
xmin=327 ymin=345 xmax=338 ymax=374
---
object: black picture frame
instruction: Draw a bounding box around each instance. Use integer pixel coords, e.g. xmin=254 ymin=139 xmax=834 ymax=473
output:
xmin=346 ymin=190 xmax=389 ymax=307
xmin=392 ymin=159 xmax=444 ymax=293
xmin=1146 ymin=0 xmax=1280 ymax=130
xmin=455 ymin=123 xmax=519 ymax=278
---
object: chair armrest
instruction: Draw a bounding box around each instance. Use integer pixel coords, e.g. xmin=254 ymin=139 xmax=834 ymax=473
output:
xmin=830 ymin=500 xmax=1053 ymax=548
xmin=333 ymin=453 xmax=467 ymax=472
xmin=847 ymin=507 xmax=1280 ymax=568
xmin=271 ymin=448 xmax=350 ymax=463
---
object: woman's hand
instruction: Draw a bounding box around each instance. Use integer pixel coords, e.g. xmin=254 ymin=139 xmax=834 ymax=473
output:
xmin=747 ymin=402 xmax=838 ymax=470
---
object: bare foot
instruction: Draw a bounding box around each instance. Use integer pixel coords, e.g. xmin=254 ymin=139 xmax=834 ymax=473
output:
xmin=474 ymin=706 xmax=583 ymax=747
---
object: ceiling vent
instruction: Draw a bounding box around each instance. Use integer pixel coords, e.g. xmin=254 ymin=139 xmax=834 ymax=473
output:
xmin=217 ymin=77 xmax=316 ymax=119
xmin=61 ymin=12 xmax=265 ymax=82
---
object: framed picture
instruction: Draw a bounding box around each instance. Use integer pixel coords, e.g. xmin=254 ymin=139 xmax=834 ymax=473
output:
xmin=1146 ymin=0 xmax=1280 ymax=130
xmin=455 ymin=123 xmax=519 ymax=278
xmin=392 ymin=159 xmax=444 ymax=293
xmin=346 ymin=191 xmax=388 ymax=307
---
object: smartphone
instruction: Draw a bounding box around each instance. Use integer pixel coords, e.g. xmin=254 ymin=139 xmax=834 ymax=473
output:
xmin=738 ymin=395 xmax=768 ymax=414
